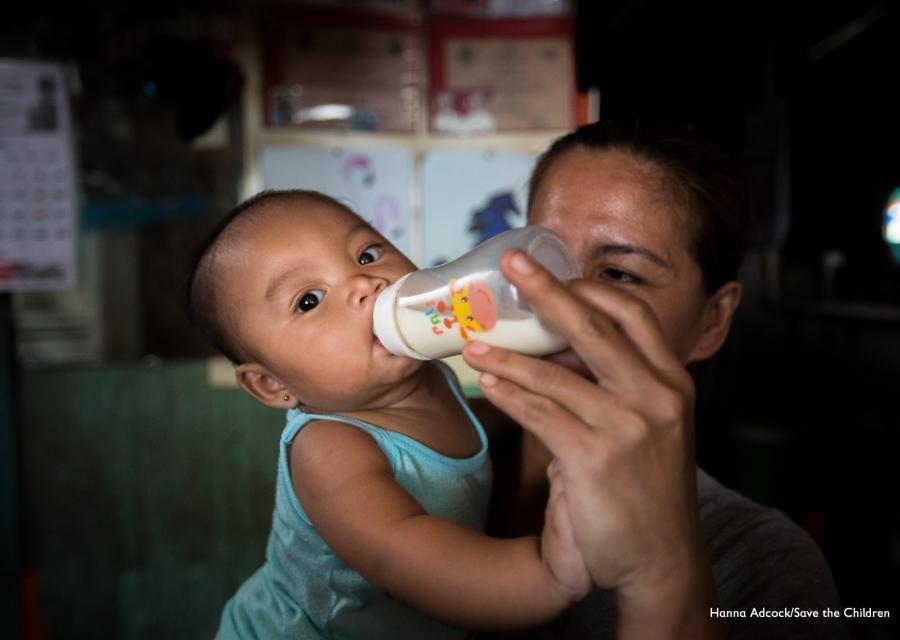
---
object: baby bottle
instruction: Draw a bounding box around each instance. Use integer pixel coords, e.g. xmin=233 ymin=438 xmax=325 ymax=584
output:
xmin=373 ymin=226 xmax=581 ymax=360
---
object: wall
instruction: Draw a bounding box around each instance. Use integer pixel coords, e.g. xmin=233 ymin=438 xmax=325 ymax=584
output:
xmin=21 ymin=360 xmax=276 ymax=639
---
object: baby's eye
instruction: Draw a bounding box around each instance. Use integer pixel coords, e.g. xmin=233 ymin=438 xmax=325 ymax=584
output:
xmin=358 ymin=244 xmax=384 ymax=265
xmin=296 ymin=290 xmax=324 ymax=313
xmin=599 ymin=268 xmax=643 ymax=285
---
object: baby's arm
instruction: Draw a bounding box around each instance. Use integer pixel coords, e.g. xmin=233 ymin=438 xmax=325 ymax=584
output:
xmin=292 ymin=421 xmax=588 ymax=630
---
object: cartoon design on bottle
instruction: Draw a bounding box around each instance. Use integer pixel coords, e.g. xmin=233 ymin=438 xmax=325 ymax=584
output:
xmin=373 ymin=227 xmax=581 ymax=360
xmin=419 ymin=279 xmax=499 ymax=341
xmin=447 ymin=278 xmax=498 ymax=341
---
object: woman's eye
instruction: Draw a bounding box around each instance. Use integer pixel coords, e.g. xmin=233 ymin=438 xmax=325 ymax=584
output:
xmin=358 ymin=244 xmax=384 ymax=265
xmin=599 ymin=268 xmax=642 ymax=285
xmin=296 ymin=290 xmax=324 ymax=313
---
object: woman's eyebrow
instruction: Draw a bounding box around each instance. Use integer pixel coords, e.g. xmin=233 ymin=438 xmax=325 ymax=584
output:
xmin=589 ymin=244 xmax=671 ymax=269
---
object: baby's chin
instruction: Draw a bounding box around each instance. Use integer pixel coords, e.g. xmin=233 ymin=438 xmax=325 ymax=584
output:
xmin=370 ymin=354 xmax=427 ymax=392
xmin=372 ymin=336 xmax=424 ymax=368
xmin=300 ymin=363 xmax=425 ymax=411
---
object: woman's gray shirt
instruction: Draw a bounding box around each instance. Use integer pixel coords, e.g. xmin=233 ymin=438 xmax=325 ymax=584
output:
xmin=488 ymin=468 xmax=848 ymax=639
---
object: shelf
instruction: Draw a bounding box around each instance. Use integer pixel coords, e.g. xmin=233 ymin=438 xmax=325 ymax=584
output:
xmin=779 ymin=300 xmax=900 ymax=325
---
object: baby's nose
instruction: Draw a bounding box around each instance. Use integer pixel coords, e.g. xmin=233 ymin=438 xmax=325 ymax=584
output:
xmin=351 ymin=276 xmax=386 ymax=307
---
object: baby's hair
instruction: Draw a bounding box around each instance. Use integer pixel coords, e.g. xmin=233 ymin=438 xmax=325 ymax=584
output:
xmin=183 ymin=189 xmax=356 ymax=364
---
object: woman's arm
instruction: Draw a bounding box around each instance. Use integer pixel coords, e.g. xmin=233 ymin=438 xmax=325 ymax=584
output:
xmin=462 ymin=250 xmax=725 ymax=639
xmin=291 ymin=420 xmax=589 ymax=630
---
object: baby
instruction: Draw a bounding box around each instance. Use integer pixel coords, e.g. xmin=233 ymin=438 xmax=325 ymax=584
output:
xmin=186 ymin=190 xmax=588 ymax=639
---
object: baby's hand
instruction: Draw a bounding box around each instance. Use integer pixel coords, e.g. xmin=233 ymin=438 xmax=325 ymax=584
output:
xmin=541 ymin=459 xmax=592 ymax=601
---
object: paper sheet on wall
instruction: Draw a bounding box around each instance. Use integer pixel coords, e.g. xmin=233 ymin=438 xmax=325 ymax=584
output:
xmin=421 ymin=150 xmax=536 ymax=267
xmin=0 ymin=60 xmax=77 ymax=290
xmin=441 ymin=37 xmax=574 ymax=130
xmin=428 ymin=18 xmax=576 ymax=132
xmin=260 ymin=147 xmax=414 ymax=258
xmin=263 ymin=9 xmax=421 ymax=132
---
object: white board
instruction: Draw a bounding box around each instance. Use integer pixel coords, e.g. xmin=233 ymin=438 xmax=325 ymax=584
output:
xmin=421 ymin=150 xmax=535 ymax=267
xmin=261 ymin=146 xmax=414 ymax=258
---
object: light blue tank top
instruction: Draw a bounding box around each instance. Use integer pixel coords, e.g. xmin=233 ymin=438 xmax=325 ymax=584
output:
xmin=218 ymin=362 xmax=492 ymax=639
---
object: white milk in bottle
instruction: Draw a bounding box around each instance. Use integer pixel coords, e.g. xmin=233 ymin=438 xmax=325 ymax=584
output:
xmin=373 ymin=227 xmax=580 ymax=360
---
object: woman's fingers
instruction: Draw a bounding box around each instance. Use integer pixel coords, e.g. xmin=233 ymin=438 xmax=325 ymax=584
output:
xmin=542 ymin=348 xmax=593 ymax=379
xmin=565 ymin=279 xmax=687 ymax=385
xmin=465 ymin=358 xmax=589 ymax=460
xmin=462 ymin=341 xmax=612 ymax=433
xmin=542 ymin=458 xmax=593 ymax=600
xmin=498 ymin=250 xmax=656 ymax=392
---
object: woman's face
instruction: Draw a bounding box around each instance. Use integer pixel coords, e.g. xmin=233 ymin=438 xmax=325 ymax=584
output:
xmin=529 ymin=148 xmax=713 ymax=363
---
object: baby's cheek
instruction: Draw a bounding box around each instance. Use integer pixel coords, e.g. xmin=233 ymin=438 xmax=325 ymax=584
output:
xmin=320 ymin=329 xmax=364 ymax=359
xmin=313 ymin=335 xmax=371 ymax=384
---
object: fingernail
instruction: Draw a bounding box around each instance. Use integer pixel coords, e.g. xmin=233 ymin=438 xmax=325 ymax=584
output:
xmin=509 ymin=250 xmax=536 ymax=275
xmin=480 ymin=372 xmax=498 ymax=388
xmin=465 ymin=341 xmax=490 ymax=356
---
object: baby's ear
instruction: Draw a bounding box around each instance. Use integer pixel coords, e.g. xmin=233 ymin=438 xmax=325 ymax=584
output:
xmin=235 ymin=363 xmax=296 ymax=409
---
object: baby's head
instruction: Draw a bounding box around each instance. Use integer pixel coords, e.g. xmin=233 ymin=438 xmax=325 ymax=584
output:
xmin=186 ymin=190 xmax=420 ymax=412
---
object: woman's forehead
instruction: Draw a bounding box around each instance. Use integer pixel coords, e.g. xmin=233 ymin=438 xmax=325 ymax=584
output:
xmin=533 ymin=148 xmax=660 ymax=207
xmin=533 ymin=152 xmax=680 ymax=224
xmin=531 ymin=149 xmax=694 ymax=261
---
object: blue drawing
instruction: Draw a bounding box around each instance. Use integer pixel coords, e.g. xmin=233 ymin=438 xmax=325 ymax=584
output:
xmin=467 ymin=192 xmax=521 ymax=246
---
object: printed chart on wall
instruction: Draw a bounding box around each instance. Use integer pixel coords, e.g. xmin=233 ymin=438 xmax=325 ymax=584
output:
xmin=428 ymin=17 xmax=576 ymax=132
xmin=262 ymin=7 xmax=421 ymax=132
xmin=421 ymin=150 xmax=536 ymax=267
xmin=0 ymin=60 xmax=77 ymax=291
xmin=260 ymin=147 xmax=414 ymax=258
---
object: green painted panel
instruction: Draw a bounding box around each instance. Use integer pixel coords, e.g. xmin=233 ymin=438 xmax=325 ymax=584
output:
xmin=21 ymin=360 xmax=280 ymax=639
xmin=2 ymin=297 xmax=21 ymax=639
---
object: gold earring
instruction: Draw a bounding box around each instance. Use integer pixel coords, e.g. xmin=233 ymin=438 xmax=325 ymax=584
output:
xmin=282 ymin=394 xmax=290 ymax=402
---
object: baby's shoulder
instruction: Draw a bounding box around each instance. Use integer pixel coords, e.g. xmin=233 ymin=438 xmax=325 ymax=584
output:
xmin=291 ymin=419 xmax=392 ymax=481
xmin=289 ymin=419 xmax=399 ymax=524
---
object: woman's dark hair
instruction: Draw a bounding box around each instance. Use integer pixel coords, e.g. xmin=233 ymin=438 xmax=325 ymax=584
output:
xmin=529 ymin=118 xmax=752 ymax=294
xmin=183 ymin=189 xmax=350 ymax=364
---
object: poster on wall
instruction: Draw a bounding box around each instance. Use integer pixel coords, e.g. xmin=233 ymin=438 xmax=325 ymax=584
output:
xmin=260 ymin=147 xmax=414 ymax=258
xmin=428 ymin=17 xmax=577 ymax=133
xmin=262 ymin=7 xmax=421 ymax=132
xmin=421 ymin=150 xmax=536 ymax=268
xmin=0 ymin=60 xmax=77 ymax=291
xmin=431 ymin=0 xmax=571 ymax=17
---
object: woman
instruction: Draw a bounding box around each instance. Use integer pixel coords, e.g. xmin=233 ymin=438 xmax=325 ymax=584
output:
xmin=463 ymin=119 xmax=845 ymax=639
